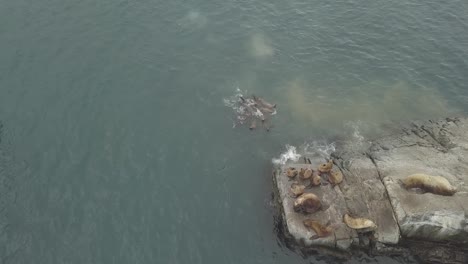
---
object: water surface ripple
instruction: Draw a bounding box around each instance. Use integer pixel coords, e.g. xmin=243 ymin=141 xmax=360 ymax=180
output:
xmin=0 ymin=0 xmax=467 ymax=263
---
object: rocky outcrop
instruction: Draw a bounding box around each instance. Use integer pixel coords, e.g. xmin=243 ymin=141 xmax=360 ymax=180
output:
xmin=368 ymin=118 xmax=468 ymax=244
xmin=273 ymin=117 xmax=468 ymax=263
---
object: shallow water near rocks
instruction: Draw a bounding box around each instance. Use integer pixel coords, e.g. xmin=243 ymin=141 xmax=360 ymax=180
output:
xmin=0 ymin=0 xmax=467 ymax=263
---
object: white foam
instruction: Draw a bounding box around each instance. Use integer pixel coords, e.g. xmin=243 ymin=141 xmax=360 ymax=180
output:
xmin=302 ymin=141 xmax=336 ymax=158
xmin=272 ymin=145 xmax=301 ymax=165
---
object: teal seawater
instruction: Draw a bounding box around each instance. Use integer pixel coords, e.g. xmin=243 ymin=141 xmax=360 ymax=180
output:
xmin=0 ymin=0 xmax=467 ymax=263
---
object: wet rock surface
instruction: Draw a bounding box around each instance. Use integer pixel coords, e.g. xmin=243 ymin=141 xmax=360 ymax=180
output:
xmin=273 ymin=117 xmax=468 ymax=263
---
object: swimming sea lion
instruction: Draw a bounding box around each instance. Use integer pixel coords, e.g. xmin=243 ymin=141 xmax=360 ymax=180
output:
xmin=343 ymin=213 xmax=377 ymax=230
xmin=293 ymin=193 xmax=322 ymax=214
xmin=329 ymin=170 xmax=343 ymax=185
xmin=318 ymin=159 xmax=333 ymax=174
xmin=253 ymin=95 xmax=276 ymax=109
xmin=290 ymin=183 xmax=306 ymax=197
xmin=249 ymin=119 xmax=257 ymax=130
xmin=286 ymin=168 xmax=298 ymax=178
xmin=402 ymin=173 xmax=457 ymax=196
xmin=303 ymin=219 xmax=336 ymax=239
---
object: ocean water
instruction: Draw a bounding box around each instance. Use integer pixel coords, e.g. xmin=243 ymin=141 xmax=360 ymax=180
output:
xmin=0 ymin=0 xmax=467 ymax=263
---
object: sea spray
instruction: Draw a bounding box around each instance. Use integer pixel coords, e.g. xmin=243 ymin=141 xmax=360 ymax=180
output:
xmin=272 ymin=145 xmax=301 ymax=165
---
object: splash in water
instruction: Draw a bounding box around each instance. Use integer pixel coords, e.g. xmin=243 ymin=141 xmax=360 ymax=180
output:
xmin=223 ymin=88 xmax=277 ymax=131
xmin=272 ymin=145 xmax=301 ymax=165
xmin=272 ymin=141 xmax=337 ymax=166
xmin=302 ymin=141 xmax=336 ymax=158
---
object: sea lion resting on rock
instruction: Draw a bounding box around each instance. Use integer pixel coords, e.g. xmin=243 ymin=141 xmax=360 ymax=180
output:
xmin=402 ymin=173 xmax=457 ymax=196
xmin=318 ymin=159 xmax=333 ymax=174
xmin=303 ymin=219 xmax=337 ymax=240
xmin=310 ymin=174 xmax=321 ymax=186
xmin=301 ymin=168 xmax=313 ymax=180
xmin=293 ymin=193 xmax=322 ymax=214
xmin=343 ymin=213 xmax=377 ymax=230
xmin=290 ymin=183 xmax=306 ymax=197
xmin=286 ymin=167 xmax=298 ymax=178
xmin=329 ymin=170 xmax=343 ymax=185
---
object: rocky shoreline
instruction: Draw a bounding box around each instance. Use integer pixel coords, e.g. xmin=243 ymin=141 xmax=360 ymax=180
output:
xmin=273 ymin=117 xmax=468 ymax=263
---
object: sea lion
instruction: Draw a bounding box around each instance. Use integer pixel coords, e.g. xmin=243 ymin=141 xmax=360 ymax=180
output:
xmin=286 ymin=168 xmax=298 ymax=178
xmin=299 ymin=168 xmax=305 ymax=178
xmin=329 ymin=170 xmax=343 ymax=185
xmin=253 ymin=95 xmax=276 ymax=109
xmin=318 ymin=159 xmax=333 ymax=174
xmin=233 ymin=94 xmax=276 ymax=131
xmin=402 ymin=173 xmax=457 ymax=196
xmin=343 ymin=213 xmax=377 ymax=230
xmin=293 ymin=193 xmax=322 ymax=214
xmin=290 ymin=183 xmax=306 ymax=197
xmin=249 ymin=119 xmax=257 ymax=130
xmin=303 ymin=219 xmax=336 ymax=239
xmin=310 ymin=174 xmax=321 ymax=186
xmin=302 ymin=168 xmax=313 ymax=180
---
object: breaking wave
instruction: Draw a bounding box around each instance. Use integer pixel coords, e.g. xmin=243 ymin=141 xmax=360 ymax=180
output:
xmin=272 ymin=145 xmax=301 ymax=165
xmin=272 ymin=141 xmax=337 ymax=166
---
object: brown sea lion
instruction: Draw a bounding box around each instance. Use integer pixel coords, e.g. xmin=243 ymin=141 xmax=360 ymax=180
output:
xmin=343 ymin=213 xmax=377 ymax=230
xmin=249 ymin=119 xmax=257 ymax=130
xmin=290 ymin=183 xmax=306 ymax=197
xmin=318 ymin=159 xmax=333 ymax=174
xmin=253 ymin=95 xmax=276 ymax=109
xmin=402 ymin=173 xmax=457 ymax=196
xmin=329 ymin=170 xmax=343 ymax=185
xmin=293 ymin=193 xmax=322 ymax=214
xmin=302 ymin=168 xmax=313 ymax=180
xmin=286 ymin=168 xmax=298 ymax=178
xmin=299 ymin=168 xmax=306 ymax=178
xmin=310 ymin=174 xmax=321 ymax=186
xmin=303 ymin=219 xmax=336 ymax=239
